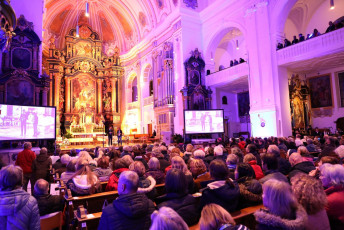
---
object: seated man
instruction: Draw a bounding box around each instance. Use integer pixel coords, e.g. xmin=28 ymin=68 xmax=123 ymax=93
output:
xmin=33 ymin=179 xmax=64 ymax=216
xmin=98 ymin=171 xmax=155 ymax=230
xmin=259 ymin=153 xmax=288 ymax=184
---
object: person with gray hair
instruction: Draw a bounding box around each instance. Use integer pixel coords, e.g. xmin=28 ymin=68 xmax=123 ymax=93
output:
xmin=32 ymin=147 xmax=52 ymax=190
xmin=0 ymin=165 xmax=40 ymax=230
xmin=98 ymin=171 xmax=155 ymax=230
xmin=15 ymin=141 xmax=36 ymax=192
xmin=267 ymin=144 xmax=291 ymax=175
xmin=150 ymin=207 xmax=188 ymax=230
xmin=288 ymin=153 xmax=315 ymax=180
xmin=33 ymin=179 xmax=64 ymax=216
xmin=319 ymin=163 xmax=344 ymax=228
xmin=226 ymin=154 xmax=238 ymax=180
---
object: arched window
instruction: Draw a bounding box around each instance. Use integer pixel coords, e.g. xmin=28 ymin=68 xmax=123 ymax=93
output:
xmin=222 ymin=96 xmax=228 ymax=105
xmin=132 ymin=77 xmax=138 ymax=102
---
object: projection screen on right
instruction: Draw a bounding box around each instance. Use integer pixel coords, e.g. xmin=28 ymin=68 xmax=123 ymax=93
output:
xmin=184 ymin=110 xmax=224 ymax=134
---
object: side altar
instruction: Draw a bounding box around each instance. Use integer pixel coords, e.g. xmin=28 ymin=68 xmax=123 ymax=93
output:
xmin=46 ymin=25 xmax=124 ymax=139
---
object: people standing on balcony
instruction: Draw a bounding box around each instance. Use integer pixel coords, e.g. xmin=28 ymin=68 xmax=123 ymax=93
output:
xmin=239 ymin=58 xmax=245 ymax=63
xmin=230 ymin=60 xmax=234 ymax=67
xmin=292 ymin=35 xmax=299 ymax=44
xmin=277 ymin=42 xmax=283 ymax=50
xmin=284 ymin=38 xmax=291 ymax=47
xmin=312 ymin=28 xmax=321 ymax=38
xmin=299 ymin=33 xmax=305 ymax=42
xmin=233 ymin=59 xmax=239 ymax=65
xmin=326 ymin=21 xmax=336 ymax=33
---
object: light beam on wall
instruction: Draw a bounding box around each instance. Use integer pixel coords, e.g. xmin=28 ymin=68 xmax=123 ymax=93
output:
xmin=211 ymin=52 xmax=213 ymax=61
xmin=330 ymin=0 xmax=335 ymax=10
xmin=76 ymin=25 xmax=80 ymax=37
xmin=85 ymin=2 xmax=90 ymax=17
xmin=236 ymin=40 xmax=239 ymax=50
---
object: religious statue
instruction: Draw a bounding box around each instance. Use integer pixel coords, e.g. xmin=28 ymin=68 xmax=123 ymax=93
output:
xmin=103 ymin=94 xmax=111 ymax=111
xmin=49 ymin=36 xmax=56 ymax=49
xmin=71 ymin=115 xmax=78 ymax=126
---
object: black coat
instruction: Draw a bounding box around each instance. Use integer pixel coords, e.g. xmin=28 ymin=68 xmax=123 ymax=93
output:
xmin=32 ymin=154 xmax=52 ymax=182
xmin=237 ymin=178 xmax=262 ymax=209
xmin=277 ymin=157 xmax=291 ymax=175
xmin=288 ymin=161 xmax=315 ymax=180
xmin=34 ymin=194 xmax=64 ymax=216
xmin=98 ymin=193 xmax=155 ymax=230
xmin=200 ymin=181 xmax=240 ymax=212
xmin=145 ymin=169 xmax=165 ymax=185
xmin=156 ymin=193 xmax=199 ymax=226
xmin=158 ymin=158 xmax=170 ymax=172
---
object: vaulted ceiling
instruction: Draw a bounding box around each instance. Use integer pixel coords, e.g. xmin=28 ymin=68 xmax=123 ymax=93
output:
xmin=43 ymin=0 xmax=179 ymax=55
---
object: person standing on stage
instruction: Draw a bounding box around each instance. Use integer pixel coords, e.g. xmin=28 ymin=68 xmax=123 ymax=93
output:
xmin=15 ymin=142 xmax=36 ymax=192
xmin=117 ymin=127 xmax=123 ymax=146
xmin=108 ymin=126 xmax=114 ymax=146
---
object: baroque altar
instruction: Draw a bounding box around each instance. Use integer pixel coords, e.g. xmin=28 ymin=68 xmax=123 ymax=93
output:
xmin=46 ymin=25 xmax=124 ymax=136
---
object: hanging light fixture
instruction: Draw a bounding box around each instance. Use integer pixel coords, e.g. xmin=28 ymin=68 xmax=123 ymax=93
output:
xmin=85 ymin=2 xmax=90 ymax=17
xmin=76 ymin=25 xmax=80 ymax=37
xmin=210 ymin=52 xmax=213 ymax=61
xmin=236 ymin=40 xmax=239 ymax=50
xmin=330 ymin=0 xmax=335 ymax=10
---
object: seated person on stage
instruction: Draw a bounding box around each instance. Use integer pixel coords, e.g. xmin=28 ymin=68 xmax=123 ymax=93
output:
xmin=155 ymin=168 xmax=199 ymax=226
xmin=98 ymin=171 xmax=155 ymax=230
xmin=200 ymin=159 xmax=240 ymax=213
xmin=33 ymin=179 xmax=64 ymax=216
xmin=66 ymin=158 xmax=101 ymax=196
xmin=0 ymin=165 xmax=40 ymax=230
xmin=150 ymin=207 xmax=188 ymax=230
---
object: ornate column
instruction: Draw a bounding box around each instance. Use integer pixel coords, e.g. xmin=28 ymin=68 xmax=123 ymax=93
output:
xmin=35 ymin=88 xmax=40 ymax=105
xmin=111 ymin=78 xmax=117 ymax=113
xmin=65 ymin=77 xmax=71 ymax=113
xmin=42 ymin=88 xmax=48 ymax=106
xmin=97 ymin=79 xmax=103 ymax=114
xmin=49 ymin=73 xmax=54 ymax=106
xmin=54 ymin=74 xmax=61 ymax=109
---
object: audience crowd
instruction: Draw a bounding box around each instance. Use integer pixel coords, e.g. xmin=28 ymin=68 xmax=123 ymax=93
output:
xmin=1 ymin=132 xmax=344 ymax=230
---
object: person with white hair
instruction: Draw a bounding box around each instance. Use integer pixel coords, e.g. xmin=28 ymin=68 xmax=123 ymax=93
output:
xmin=334 ymin=145 xmax=344 ymax=160
xmin=214 ymin=145 xmax=227 ymax=162
xmin=0 ymin=165 xmax=40 ymax=230
xmin=319 ymin=163 xmax=344 ymax=228
xmin=33 ymin=179 xmax=64 ymax=216
xmin=98 ymin=171 xmax=155 ymax=230
xmin=267 ymin=144 xmax=291 ymax=175
xmin=150 ymin=207 xmax=189 ymax=230
xmin=55 ymin=153 xmax=71 ymax=176
xmin=288 ymin=152 xmax=315 ymax=180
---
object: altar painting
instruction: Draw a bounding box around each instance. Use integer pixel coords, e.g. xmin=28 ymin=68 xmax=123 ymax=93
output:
xmin=75 ymin=40 xmax=93 ymax=58
xmin=72 ymin=75 xmax=96 ymax=113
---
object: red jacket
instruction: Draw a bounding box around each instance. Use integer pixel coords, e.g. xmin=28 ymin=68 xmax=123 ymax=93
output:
xmin=248 ymin=160 xmax=264 ymax=180
xmin=105 ymin=168 xmax=129 ymax=191
xmin=325 ymin=185 xmax=344 ymax=225
xmin=15 ymin=149 xmax=36 ymax=174
xmin=238 ymin=141 xmax=246 ymax=150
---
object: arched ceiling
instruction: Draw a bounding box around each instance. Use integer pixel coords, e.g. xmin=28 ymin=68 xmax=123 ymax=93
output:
xmin=43 ymin=0 xmax=178 ymax=55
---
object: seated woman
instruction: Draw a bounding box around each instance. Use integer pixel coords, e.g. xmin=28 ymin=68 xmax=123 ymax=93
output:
xmin=150 ymin=207 xmax=188 ymax=230
xmin=93 ymin=156 xmax=112 ymax=182
xmin=200 ymin=159 xmax=240 ymax=212
xmin=145 ymin=157 xmax=165 ymax=184
xmin=189 ymin=159 xmax=211 ymax=190
xmin=200 ymin=204 xmax=249 ymax=230
xmin=319 ymin=163 xmax=344 ymax=229
xmin=254 ymin=179 xmax=307 ymax=230
xmin=61 ymin=159 xmax=77 ymax=184
xmin=235 ymin=163 xmax=262 ymax=209
xmin=0 ymin=165 xmax=40 ymax=229
xmin=291 ymin=174 xmax=330 ymax=230
xmin=171 ymin=156 xmax=195 ymax=194
xmin=66 ymin=158 xmax=101 ymax=196
xmin=129 ymin=161 xmax=156 ymax=197
xmin=155 ymin=168 xmax=199 ymax=226
xmin=105 ymin=156 xmax=133 ymax=191
xmin=243 ymin=153 xmax=264 ymax=180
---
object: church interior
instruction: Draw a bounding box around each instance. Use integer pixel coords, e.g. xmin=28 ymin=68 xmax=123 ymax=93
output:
xmin=1 ymin=0 xmax=344 ymax=229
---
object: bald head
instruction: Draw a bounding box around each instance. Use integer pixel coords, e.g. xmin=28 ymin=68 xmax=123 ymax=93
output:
xmin=118 ymin=171 xmax=139 ymax=195
xmin=267 ymin=145 xmax=280 ymax=157
xmin=289 ymin=153 xmax=303 ymax=167
xmin=34 ymin=179 xmax=49 ymax=196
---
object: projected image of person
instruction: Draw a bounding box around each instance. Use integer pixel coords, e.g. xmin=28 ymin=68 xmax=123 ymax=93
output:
xmin=32 ymin=112 xmax=39 ymax=137
xmin=205 ymin=112 xmax=213 ymax=132
xmin=20 ymin=111 xmax=28 ymax=136
xmin=200 ymin=113 xmax=206 ymax=131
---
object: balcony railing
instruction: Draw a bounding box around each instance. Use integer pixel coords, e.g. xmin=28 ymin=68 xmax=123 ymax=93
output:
xmin=206 ymin=62 xmax=249 ymax=87
xmin=127 ymin=101 xmax=139 ymax=110
xmin=277 ymin=28 xmax=344 ymax=65
xmin=154 ymin=96 xmax=174 ymax=108
xmin=143 ymin=96 xmax=154 ymax=106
